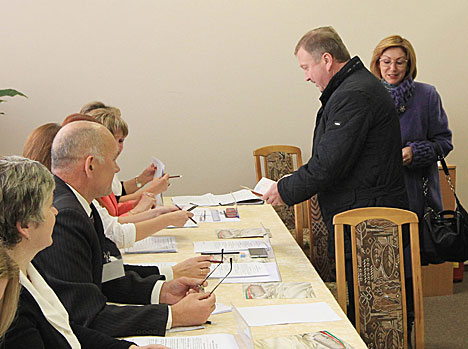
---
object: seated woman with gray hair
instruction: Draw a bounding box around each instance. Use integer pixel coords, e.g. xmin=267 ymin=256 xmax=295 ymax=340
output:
xmin=0 ymin=156 xmax=166 ymax=348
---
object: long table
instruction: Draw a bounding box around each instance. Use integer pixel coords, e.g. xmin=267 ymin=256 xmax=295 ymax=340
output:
xmin=123 ymin=202 xmax=367 ymax=348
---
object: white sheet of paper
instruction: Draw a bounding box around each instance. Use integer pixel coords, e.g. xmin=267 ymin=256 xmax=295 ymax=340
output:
xmin=126 ymin=262 xmax=177 ymax=268
xmin=191 ymin=208 xmax=240 ymax=223
xmin=220 ymin=262 xmax=281 ymax=283
xmin=125 ymin=333 xmax=239 ymax=348
xmin=172 ymin=193 xmax=217 ymax=206
xmin=209 ymin=262 xmax=269 ymax=278
xmin=151 ymin=157 xmax=165 ymax=206
xmin=212 ymin=302 xmax=232 ymax=315
xmin=193 ymin=240 xmax=269 ymax=253
xmin=237 ymin=302 xmax=341 ymax=326
xmin=123 ymin=236 xmax=177 ymax=254
xmin=253 ymin=177 xmax=276 ymax=195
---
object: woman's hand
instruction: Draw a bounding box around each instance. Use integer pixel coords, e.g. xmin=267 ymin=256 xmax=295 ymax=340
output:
xmin=137 ymin=163 xmax=157 ymax=186
xmin=172 ymin=256 xmax=212 ymax=279
xmin=131 ymin=192 xmax=157 ymax=214
xmin=402 ymin=146 xmax=413 ymax=166
xmin=165 ymin=210 xmax=193 ymax=227
xmin=146 ymin=173 xmax=170 ymax=195
xmin=152 ymin=205 xmax=179 ymax=217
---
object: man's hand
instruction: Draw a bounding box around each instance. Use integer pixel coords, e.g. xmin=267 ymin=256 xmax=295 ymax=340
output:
xmin=172 ymin=256 xmax=212 ymax=279
xmin=171 ymin=292 xmax=216 ymax=327
xmin=402 ymin=146 xmax=413 ymax=166
xmin=262 ymin=181 xmax=285 ymax=206
xmin=160 ymin=277 xmax=204 ymax=305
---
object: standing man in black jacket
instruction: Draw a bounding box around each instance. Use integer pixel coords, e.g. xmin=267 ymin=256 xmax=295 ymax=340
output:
xmin=264 ymin=26 xmax=408 ymax=243
xmin=263 ymin=26 xmax=409 ymax=323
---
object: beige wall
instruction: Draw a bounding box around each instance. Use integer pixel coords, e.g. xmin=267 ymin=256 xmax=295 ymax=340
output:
xmin=1 ymin=1 xmax=467 ymax=203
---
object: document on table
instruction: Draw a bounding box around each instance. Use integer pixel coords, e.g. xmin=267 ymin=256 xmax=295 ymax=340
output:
xmin=194 ymin=239 xmax=269 ymax=253
xmin=125 ymin=262 xmax=176 ymax=268
xmin=220 ymin=262 xmax=281 ymax=283
xmin=237 ymin=302 xmax=341 ymax=326
xmin=123 ymin=236 xmax=177 ymax=254
xmin=124 ymin=333 xmax=239 ymax=348
xmin=209 ymin=262 xmax=269 ymax=278
xmin=172 ymin=189 xmax=263 ymax=207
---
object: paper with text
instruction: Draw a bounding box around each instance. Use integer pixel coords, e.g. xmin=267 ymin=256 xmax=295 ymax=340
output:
xmin=124 ymin=333 xmax=239 ymax=348
xmin=193 ymin=240 xmax=269 ymax=253
xmin=123 ymin=236 xmax=177 ymax=254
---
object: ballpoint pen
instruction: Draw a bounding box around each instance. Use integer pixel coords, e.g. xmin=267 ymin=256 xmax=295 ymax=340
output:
xmin=174 ymin=204 xmax=197 ymax=224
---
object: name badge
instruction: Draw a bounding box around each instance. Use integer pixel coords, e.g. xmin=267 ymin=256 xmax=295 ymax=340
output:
xmin=102 ymin=256 xmax=125 ymax=283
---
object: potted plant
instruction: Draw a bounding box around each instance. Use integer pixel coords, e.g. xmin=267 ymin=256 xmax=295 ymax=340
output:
xmin=0 ymin=88 xmax=27 ymax=115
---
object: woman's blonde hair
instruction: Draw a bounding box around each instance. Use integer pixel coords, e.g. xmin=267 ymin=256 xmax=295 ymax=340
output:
xmin=0 ymin=247 xmax=20 ymax=337
xmin=370 ymin=35 xmax=417 ymax=80
xmin=81 ymin=101 xmax=128 ymax=137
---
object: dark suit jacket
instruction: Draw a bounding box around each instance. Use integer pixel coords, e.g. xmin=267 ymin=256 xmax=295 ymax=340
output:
xmin=2 ymin=287 xmax=133 ymax=348
xmin=33 ymin=176 xmax=169 ymax=337
xmin=278 ymin=57 xmax=408 ymax=249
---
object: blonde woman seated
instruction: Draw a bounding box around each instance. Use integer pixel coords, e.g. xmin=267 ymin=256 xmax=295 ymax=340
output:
xmin=0 ymin=156 xmax=166 ymax=348
xmin=22 ymin=122 xmax=211 ymax=280
xmin=80 ymin=101 xmax=169 ymax=206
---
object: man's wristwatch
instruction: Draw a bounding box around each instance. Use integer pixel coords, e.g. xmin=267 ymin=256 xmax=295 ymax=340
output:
xmin=135 ymin=176 xmax=143 ymax=188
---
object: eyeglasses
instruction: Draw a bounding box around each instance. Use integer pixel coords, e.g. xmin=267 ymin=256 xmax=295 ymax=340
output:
xmin=209 ymin=258 xmax=233 ymax=295
xmin=379 ymin=57 xmax=408 ymax=67
xmin=198 ymin=249 xmax=233 ymax=295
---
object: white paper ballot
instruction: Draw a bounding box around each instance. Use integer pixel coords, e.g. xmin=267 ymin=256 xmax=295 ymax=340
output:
xmin=123 ymin=236 xmax=177 ymax=254
xmin=194 ymin=240 xmax=269 ymax=253
xmin=126 ymin=262 xmax=177 ymax=268
xmin=209 ymin=262 xmax=269 ymax=278
xmin=253 ymin=177 xmax=276 ymax=195
xmin=124 ymin=333 xmax=239 ymax=348
xmin=237 ymin=302 xmax=341 ymax=326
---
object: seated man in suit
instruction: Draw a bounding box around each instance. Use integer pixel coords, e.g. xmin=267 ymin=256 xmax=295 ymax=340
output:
xmin=33 ymin=120 xmax=216 ymax=337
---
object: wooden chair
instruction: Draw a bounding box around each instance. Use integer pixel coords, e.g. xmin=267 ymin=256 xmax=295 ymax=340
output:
xmin=253 ymin=145 xmax=308 ymax=247
xmin=333 ymin=207 xmax=424 ymax=349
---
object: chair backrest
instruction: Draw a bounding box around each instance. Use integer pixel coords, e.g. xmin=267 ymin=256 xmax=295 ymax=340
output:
xmin=333 ymin=207 xmax=424 ymax=349
xmin=253 ymin=145 xmax=307 ymax=247
xmin=253 ymin=145 xmax=303 ymax=182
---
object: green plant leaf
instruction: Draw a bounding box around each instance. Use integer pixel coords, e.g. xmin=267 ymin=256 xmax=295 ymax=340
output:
xmin=0 ymin=89 xmax=27 ymax=98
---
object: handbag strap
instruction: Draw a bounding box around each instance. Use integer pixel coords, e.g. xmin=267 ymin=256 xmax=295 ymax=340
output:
xmin=433 ymin=142 xmax=456 ymax=196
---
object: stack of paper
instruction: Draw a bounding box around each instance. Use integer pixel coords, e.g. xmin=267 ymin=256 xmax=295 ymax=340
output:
xmin=172 ymin=189 xmax=263 ymax=207
xmin=123 ymin=236 xmax=177 ymax=254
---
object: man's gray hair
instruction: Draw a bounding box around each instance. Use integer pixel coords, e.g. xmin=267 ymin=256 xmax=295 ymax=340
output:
xmin=51 ymin=122 xmax=106 ymax=171
xmin=0 ymin=156 xmax=55 ymax=248
xmin=295 ymin=26 xmax=351 ymax=63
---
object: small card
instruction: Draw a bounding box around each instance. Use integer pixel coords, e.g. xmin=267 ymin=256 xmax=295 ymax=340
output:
xmin=216 ymin=228 xmax=271 ymax=239
xmin=243 ymin=282 xmax=315 ymax=299
xmin=254 ymin=331 xmax=354 ymax=349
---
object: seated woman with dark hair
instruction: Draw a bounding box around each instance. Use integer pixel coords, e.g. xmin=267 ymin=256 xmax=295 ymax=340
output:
xmin=0 ymin=156 xmax=166 ymax=348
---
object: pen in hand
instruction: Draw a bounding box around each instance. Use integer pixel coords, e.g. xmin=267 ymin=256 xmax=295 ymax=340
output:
xmin=174 ymin=204 xmax=198 ymax=224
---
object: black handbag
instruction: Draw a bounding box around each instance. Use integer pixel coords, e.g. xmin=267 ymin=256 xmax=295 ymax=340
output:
xmin=420 ymin=153 xmax=468 ymax=265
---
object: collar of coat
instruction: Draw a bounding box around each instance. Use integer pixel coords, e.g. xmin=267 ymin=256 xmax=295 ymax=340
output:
xmin=319 ymin=56 xmax=363 ymax=106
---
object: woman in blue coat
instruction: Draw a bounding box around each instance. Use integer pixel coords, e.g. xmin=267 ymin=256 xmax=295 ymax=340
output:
xmin=370 ymin=35 xmax=453 ymax=265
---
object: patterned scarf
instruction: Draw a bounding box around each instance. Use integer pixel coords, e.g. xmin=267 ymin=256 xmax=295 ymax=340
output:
xmin=381 ymin=77 xmax=415 ymax=114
